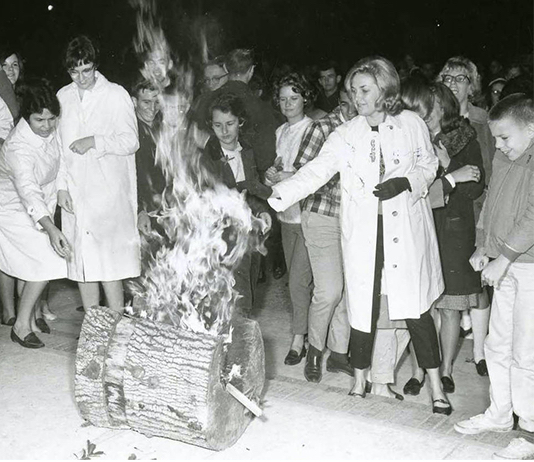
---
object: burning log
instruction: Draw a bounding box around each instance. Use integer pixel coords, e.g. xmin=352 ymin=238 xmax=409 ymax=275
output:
xmin=74 ymin=305 xmax=265 ymax=451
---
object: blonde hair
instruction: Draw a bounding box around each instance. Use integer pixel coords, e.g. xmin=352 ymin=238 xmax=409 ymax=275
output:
xmin=437 ymin=56 xmax=481 ymax=99
xmin=344 ymin=56 xmax=402 ymax=116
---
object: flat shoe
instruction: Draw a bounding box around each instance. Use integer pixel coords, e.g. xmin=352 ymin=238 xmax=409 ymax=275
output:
xmin=403 ymin=376 xmax=425 ymax=396
xmin=35 ymin=318 xmax=51 ymax=334
xmin=2 ymin=316 xmax=16 ymax=326
xmin=441 ymin=375 xmax=455 ymax=393
xmin=476 ymin=360 xmax=489 ymax=377
xmin=284 ymin=345 xmax=306 ymax=366
xmin=348 ymin=390 xmax=366 ymax=399
xmin=432 ymin=398 xmax=452 ymax=415
xmin=11 ymin=328 xmax=44 ymax=349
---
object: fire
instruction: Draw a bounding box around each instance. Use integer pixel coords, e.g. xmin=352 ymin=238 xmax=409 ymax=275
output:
xmin=127 ymin=1 xmax=269 ymax=335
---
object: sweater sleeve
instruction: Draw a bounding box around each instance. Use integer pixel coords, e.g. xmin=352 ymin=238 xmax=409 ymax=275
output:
xmin=446 ymin=139 xmax=485 ymax=201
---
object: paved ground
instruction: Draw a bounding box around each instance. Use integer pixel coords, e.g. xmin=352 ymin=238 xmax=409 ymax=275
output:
xmin=0 ymin=275 xmax=531 ymax=460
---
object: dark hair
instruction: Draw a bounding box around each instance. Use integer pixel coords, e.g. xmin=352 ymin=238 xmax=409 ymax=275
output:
xmin=400 ymin=77 xmax=434 ymax=120
xmin=208 ymin=92 xmax=248 ymax=125
xmin=272 ymin=72 xmax=315 ymax=108
xmin=345 ymin=56 xmax=403 ymax=116
xmin=130 ymin=77 xmax=159 ymax=98
xmin=430 ymin=82 xmax=462 ymax=134
xmin=17 ymin=78 xmax=60 ymax=121
xmin=501 ymin=76 xmax=534 ymax=100
xmin=318 ymin=60 xmax=341 ymax=76
xmin=225 ymin=49 xmax=254 ymax=76
xmin=204 ymin=56 xmax=226 ymax=71
xmin=0 ymin=49 xmax=24 ymax=85
xmin=489 ymin=93 xmax=534 ymax=125
xmin=64 ymin=35 xmax=99 ymax=70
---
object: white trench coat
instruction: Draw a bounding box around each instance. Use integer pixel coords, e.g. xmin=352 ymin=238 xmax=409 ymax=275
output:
xmin=269 ymin=110 xmax=444 ymax=333
xmin=57 ymin=72 xmax=141 ymax=282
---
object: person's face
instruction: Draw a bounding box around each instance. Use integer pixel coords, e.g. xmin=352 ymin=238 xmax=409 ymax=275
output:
xmin=318 ymin=68 xmax=340 ymax=93
xmin=490 ymin=82 xmax=505 ymax=107
xmin=424 ymin=98 xmax=443 ymax=135
xmin=68 ymin=61 xmax=97 ymax=91
xmin=338 ymin=90 xmax=357 ymax=120
xmin=203 ymin=64 xmax=228 ymax=92
xmin=441 ymin=67 xmax=471 ymax=105
xmin=211 ymin=109 xmax=241 ymax=150
xmin=133 ymin=88 xmax=160 ymax=125
xmin=489 ymin=117 xmax=534 ymax=161
xmin=144 ymin=50 xmax=172 ymax=84
xmin=349 ymin=73 xmax=381 ymax=119
xmin=279 ymin=85 xmax=305 ymax=121
xmin=2 ymin=54 xmax=20 ymax=86
xmin=28 ymin=108 xmax=57 ymax=138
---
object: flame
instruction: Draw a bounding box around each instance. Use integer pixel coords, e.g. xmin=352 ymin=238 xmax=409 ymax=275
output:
xmin=127 ymin=1 xmax=269 ymax=335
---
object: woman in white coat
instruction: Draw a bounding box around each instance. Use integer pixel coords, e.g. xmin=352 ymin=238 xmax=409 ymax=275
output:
xmin=0 ymin=79 xmax=69 ymax=348
xmin=268 ymin=57 xmax=451 ymax=414
xmin=56 ymin=36 xmax=140 ymax=311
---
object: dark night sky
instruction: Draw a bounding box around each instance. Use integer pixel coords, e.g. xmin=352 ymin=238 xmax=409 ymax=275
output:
xmin=2 ymin=0 xmax=533 ymax=88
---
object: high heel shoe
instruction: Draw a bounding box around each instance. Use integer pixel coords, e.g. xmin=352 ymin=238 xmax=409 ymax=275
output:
xmin=11 ymin=328 xmax=44 ymax=349
xmin=432 ymin=398 xmax=452 ymax=415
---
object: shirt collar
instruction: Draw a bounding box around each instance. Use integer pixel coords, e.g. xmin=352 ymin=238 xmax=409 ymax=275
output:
xmin=18 ymin=118 xmax=55 ymax=148
xmin=221 ymin=142 xmax=243 ymax=158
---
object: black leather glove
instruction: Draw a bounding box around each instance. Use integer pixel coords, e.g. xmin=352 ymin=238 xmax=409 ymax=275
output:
xmin=373 ymin=177 xmax=412 ymax=200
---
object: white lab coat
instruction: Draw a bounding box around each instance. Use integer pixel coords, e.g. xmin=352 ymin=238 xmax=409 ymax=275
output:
xmin=0 ymin=119 xmax=67 ymax=281
xmin=269 ymin=110 xmax=444 ymax=333
xmin=57 ymin=71 xmax=141 ymax=282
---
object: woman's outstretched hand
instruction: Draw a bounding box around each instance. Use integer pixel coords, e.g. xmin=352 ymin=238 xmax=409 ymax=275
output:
xmin=48 ymin=227 xmax=72 ymax=259
xmin=450 ymin=165 xmax=481 ymax=184
xmin=373 ymin=177 xmax=411 ymax=200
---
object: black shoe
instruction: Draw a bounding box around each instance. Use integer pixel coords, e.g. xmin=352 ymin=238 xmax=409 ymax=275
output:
xmin=304 ymin=346 xmax=323 ymax=383
xmin=441 ymin=376 xmax=455 ymax=393
xmin=2 ymin=316 xmax=16 ymax=326
xmin=348 ymin=385 xmax=367 ymax=399
xmin=432 ymin=398 xmax=452 ymax=415
xmin=11 ymin=328 xmax=44 ymax=349
xmin=365 ymin=380 xmax=373 ymax=394
xmin=326 ymin=355 xmax=354 ymax=377
xmin=35 ymin=318 xmax=51 ymax=334
xmin=403 ymin=376 xmax=425 ymax=396
xmin=476 ymin=359 xmax=489 ymax=376
xmin=284 ymin=345 xmax=306 ymax=366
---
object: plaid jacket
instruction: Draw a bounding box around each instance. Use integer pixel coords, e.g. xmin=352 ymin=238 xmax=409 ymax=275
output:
xmin=293 ymin=107 xmax=344 ymax=217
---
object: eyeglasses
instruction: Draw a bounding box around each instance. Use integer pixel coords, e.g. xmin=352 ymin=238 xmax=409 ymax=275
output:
xmin=68 ymin=66 xmax=95 ymax=79
xmin=203 ymin=74 xmax=228 ymax=85
xmin=441 ymin=74 xmax=470 ymax=84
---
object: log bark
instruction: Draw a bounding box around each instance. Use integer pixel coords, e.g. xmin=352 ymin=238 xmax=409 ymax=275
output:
xmin=74 ymin=305 xmax=264 ymax=450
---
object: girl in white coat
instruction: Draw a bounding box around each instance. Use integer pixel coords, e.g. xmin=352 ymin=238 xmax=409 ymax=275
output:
xmin=56 ymin=36 xmax=140 ymax=312
xmin=0 ymin=80 xmax=69 ymax=348
xmin=268 ymin=57 xmax=451 ymax=414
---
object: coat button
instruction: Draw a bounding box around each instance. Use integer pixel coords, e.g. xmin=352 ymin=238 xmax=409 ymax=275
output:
xmin=393 ymin=264 xmax=398 ymax=269
xmin=393 ymin=237 xmax=399 ymax=243
xmin=394 ymin=159 xmax=400 ymax=165
xmin=392 ymin=211 xmax=398 ymax=216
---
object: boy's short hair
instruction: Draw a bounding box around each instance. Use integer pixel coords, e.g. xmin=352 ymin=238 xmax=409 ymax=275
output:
xmin=318 ymin=60 xmax=341 ymax=76
xmin=208 ymin=92 xmax=248 ymax=125
xmin=489 ymin=94 xmax=534 ymax=126
xmin=64 ymin=35 xmax=99 ymax=70
xmin=130 ymin=77 xmax=159 ymax=99
xmin=225 ymin=49 xmax=254 ymax=76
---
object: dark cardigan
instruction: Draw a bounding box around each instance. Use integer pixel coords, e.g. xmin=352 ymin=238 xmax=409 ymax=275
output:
xmin=202 ymin=135 xmax=272 ymax=215
xmin=433 ymin=120 xmax=485 ymax=295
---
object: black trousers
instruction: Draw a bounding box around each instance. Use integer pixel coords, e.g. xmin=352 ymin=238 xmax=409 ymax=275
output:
xmin=349 ymin=215 xmax=441 ymax=370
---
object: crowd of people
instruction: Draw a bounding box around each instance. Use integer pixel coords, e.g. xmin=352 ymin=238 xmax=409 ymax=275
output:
xmin=0 ymin=33 xmax=533 ymax=459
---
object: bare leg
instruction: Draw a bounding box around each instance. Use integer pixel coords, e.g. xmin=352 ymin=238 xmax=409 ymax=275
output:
xmin=439 ymin=309 xmax=461 ymax=377
xmin=0 ymin=270 xmax=16 ymax=322
xmin=101 ymin=280 xmax=125 ymax=313
xmin=471 ymin=307 xmax=490 ymax=363
xmin=13 ymin=281 xmax=48 ymax=339
xmin=78 ymin=282 xmax=101 ymax=310
xmin=427 ymin=367 xmax=449 ymax=409
xmin=290 ymin=334 xmax=305 ymax=353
